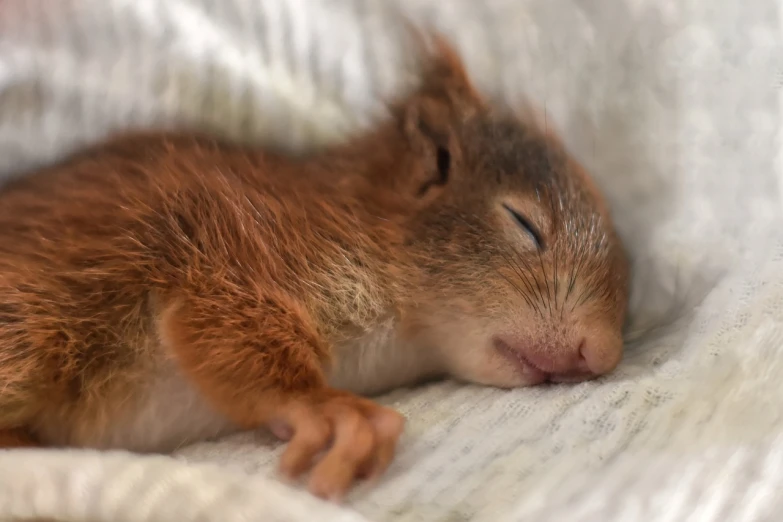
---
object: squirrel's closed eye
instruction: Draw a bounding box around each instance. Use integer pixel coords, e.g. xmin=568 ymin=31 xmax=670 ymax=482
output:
xmin=503 ymin=203 xmax=543 ymax=249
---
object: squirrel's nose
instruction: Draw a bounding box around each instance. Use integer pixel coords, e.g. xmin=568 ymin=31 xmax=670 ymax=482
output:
xmin=496 ymin=331 xmax=622 ymax=382
xmin=521 ymin=338 xmax=590 ymax=376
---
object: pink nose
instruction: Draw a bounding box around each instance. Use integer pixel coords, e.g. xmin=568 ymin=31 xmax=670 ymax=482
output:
xmin=521 ymin=339 xmax=591 ymax=376
xmin=494 ymin=333 xmax=621 ymax=382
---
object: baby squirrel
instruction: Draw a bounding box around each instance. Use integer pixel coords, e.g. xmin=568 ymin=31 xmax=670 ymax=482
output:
xmin=0 ymin=37 xmax=629 ymax=500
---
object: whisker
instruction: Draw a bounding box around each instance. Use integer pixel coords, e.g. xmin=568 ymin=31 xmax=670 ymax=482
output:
xmin=496 ymin=268 xmax=539 ymax=314
xmin=499 ymin=249 xmax=544 ymax=316
xmin=537 ymin=249 xmax=553 ymax=319
xmin=566 ymin=213 xmax=601 ymax=311
xmin=575 ymin=286 xmax=597 ymax=308
xmin=566 ymin=242 xmax=589 ymax=306
xmin=547 ymin=192 xmax=560 ymax=316
xmin=511 ymin=256 xmax=545 ymax=316
xmin=517 ymin=255 xmax=547 ymax=310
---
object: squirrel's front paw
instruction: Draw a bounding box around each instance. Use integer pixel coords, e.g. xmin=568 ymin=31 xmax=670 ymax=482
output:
xmin=268 ymin=390 xmax=405 ymax=500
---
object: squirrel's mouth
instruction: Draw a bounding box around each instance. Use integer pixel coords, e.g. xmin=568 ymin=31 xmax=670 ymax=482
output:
xmin=492 ymin=337 xmax=597 ymax=385
xmin=492 ymin=338 xmax=550 ymax=385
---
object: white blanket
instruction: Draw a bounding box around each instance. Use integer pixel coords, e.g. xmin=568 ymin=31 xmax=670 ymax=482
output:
xmin=0 ymin=0 xmax=781 ymax=520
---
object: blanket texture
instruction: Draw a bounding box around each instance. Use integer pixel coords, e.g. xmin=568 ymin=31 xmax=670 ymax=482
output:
xmin=0 ymin=0 xmax=782 ymax=520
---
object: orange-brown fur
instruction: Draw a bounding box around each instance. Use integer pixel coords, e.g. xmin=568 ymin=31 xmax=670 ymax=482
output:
xmin=0 ymin=38 xmax=628 ymax=498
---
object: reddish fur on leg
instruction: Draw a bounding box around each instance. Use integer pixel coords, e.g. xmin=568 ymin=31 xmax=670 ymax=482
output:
xmin=158 ymin=291 xmax=404 ymax=499
xmin=158 ymin=290 xmax=330 ymax=428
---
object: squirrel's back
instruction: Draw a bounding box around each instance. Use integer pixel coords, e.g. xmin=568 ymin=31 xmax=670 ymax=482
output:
xmin=0 ymin=132 xmax=395 ymax=436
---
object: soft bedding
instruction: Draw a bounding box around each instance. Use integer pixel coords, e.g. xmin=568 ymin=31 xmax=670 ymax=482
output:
xmin=0 ymin=0 xmax=781 ymax=520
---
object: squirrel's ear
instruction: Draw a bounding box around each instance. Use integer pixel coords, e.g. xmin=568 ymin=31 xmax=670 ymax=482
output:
xmin=402 ymin=99 xmax=454 ymax=201
xmin=412 ymin=32 xmax=484 ymax=118
xmin=398 ymin=32 xmax=484 ymax=202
